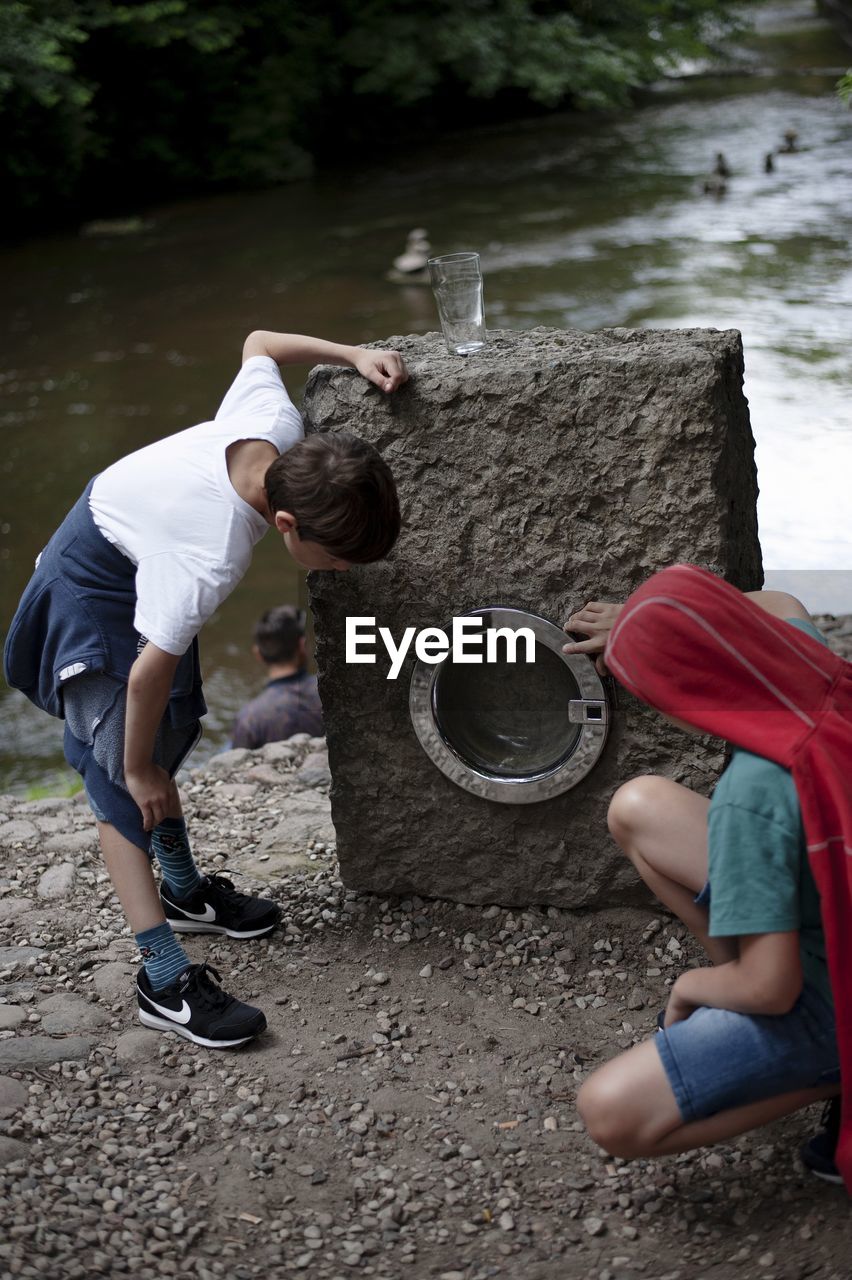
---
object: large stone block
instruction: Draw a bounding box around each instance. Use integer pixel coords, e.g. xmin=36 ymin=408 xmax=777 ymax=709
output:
xmin=304 ymin=327 xmax=762 ymax=907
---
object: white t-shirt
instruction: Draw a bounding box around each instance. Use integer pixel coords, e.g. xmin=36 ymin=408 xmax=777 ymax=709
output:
xmin=89 ymin=356 xmax=303 ymax=656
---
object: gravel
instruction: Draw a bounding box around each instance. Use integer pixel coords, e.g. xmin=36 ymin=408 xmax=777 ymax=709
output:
xmin=0 ymin=621 xmax=850 ymax=1279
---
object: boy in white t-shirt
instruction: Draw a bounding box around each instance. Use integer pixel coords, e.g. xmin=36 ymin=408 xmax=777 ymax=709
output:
xmin=4 ymin=331 xmax=408 ymax=1049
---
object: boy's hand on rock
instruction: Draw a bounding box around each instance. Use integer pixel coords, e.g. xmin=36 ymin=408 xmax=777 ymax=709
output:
xmin=354 ymin=349 xmax=409 ymax=393
xmin=562 ymin=600 xmax=623 ymax=676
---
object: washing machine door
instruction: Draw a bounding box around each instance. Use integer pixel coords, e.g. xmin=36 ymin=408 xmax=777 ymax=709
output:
xmin=409 ymin=607 xmax=610 ymax=804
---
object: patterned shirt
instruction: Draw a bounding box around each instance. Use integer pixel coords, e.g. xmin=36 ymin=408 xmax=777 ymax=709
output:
xmin=231 ymin=672 xmax=323 ymax=749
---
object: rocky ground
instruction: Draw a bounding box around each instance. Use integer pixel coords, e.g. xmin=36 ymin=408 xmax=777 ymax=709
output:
xmin=2 ymin=617 xmax=852 ymax=1280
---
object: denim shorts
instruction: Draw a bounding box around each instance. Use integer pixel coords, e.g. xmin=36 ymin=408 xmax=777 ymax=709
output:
xmin=656 ymin=982 xmax=840 ymax=1123
xmin=657 ymin=880 xmax=839 ymax=1121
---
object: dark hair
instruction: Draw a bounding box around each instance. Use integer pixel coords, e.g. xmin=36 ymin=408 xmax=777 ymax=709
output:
xmin=264 ymin=433 xmax=400 ymax=563
xmin=253 ymin=605 xmax=306 ymax=665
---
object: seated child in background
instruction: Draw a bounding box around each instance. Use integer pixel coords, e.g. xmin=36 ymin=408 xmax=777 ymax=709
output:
xmin=231 ymin=605 xmax=323 ymax=748
xmin=562 ymin=568 xmax=848 ymax=1187
xmin=4 ymin=330 xmax=407 ymax=1050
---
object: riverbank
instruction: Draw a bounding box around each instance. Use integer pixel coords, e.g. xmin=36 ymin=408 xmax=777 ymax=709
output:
xmin=1 ymin=616 xmax=851 ymax=1279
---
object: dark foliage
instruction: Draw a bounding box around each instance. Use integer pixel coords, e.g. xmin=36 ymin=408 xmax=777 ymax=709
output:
xmin=0 ymin=0 xmax=740 ymax=232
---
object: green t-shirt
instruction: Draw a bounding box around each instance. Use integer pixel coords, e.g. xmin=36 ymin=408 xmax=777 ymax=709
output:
xmin=706 ymin=618 xmax=831 ymax=1007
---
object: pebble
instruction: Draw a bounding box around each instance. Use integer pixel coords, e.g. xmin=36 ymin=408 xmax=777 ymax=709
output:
xmin=584 ymin=1216 xmax=606 ymax=1237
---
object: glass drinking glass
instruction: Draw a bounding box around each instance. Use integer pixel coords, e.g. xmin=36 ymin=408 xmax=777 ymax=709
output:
xmin=427 ymin=252 xmax=486 ymax=355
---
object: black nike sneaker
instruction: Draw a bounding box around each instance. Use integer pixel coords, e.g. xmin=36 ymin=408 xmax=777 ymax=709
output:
xmin=136 ymin=962 xmax=267 ymax=1048
xmin=799 ymin=1097 xmax=842 ymax=1185
xmin=160 ymin=872 xmax=281 ymax=939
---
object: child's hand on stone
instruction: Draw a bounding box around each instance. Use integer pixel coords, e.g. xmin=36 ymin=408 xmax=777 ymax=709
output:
xmin=353 ymin=349 xmax=409 ymax=393
xmin=562 ymin=600 xmax=622 ymax=676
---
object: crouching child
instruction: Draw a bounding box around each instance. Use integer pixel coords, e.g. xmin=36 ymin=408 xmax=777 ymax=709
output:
xmin=562 ymin=568 xmax=850 ymax=1186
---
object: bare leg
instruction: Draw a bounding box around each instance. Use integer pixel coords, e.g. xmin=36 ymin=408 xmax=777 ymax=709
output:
xmin=97 ymin=778 xmax=183 ymax=935
xmin=608 ymin=775 xmax=736 ymax=965
xmin=578 ymin=1037 xmax=840 ymax=1160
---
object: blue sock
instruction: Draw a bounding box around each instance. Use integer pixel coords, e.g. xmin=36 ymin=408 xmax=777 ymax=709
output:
xmin=136 ymin=921 xmax=190 ymax=991
xmin=151 ymin=817 xmax=204 ymax=900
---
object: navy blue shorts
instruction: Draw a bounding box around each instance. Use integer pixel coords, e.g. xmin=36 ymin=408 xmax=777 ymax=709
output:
xmin=63 ymin=673 xmax=200 ymax=856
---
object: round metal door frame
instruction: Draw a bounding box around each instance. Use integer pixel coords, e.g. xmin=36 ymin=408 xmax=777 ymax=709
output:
xmin=409 ymin=606 xmax=610 ymax=804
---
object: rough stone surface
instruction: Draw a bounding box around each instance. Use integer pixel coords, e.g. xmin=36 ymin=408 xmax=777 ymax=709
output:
xmin=208 ymin=748 xmax=252 ymax=770
xmin=114 ymin=1028 xmax=160 ymax=1064
xmin=0 ymin=1136 xmax=29 ymax=1165
xmin=240 ymin=792 xmax=337 ymax=878
xmin=305 ymin=328 xmax=762 ymax=907
xmin=296 ymin=750 xmax=332 ymax=789
xmin=90 ymin=961 xmax=135 ymax=999
xmin=0 ymin=1007 xmax=26 ymax=1030
xmin=0 ymin=897 xmax=34 ymax=922
xmin=260 ymin=741 xmax=298 ymax=764
xmin=0 ymin=946 xmax=45 ymax=969
xmin=0 ymin=1075 xmax=29 ymax=1112
xmin=42 ymin=830 xmax=95 ymax=855
xmin=37 ymin=994 xmax=110 ymax=1034
xmin=0 ymin=819 xmax=39 ymax=846
xmin=37 ymin=861 xmax=77 ymax=899
xmin=0 ymin=1036 xmax=92 ymax=1068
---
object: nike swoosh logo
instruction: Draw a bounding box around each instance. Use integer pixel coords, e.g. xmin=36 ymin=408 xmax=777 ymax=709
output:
xmin=145 ymin=994 xmax=192 ymax=1024
xmin=179 ymin=904 xmax=217 ymax=922
xmin=164 ymin=896 xmax=216 ymax=923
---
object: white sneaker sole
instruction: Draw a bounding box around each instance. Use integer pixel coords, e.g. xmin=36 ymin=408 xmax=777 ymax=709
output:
xmin=167 ymin=918 xmax=279 ymax=938
xmin=138 ymin=1008 xmax=261 ymax=1048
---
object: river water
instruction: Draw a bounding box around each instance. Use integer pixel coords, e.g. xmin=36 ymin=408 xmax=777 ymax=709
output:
xmin=1 ymin=0 xmax=850 ymax=792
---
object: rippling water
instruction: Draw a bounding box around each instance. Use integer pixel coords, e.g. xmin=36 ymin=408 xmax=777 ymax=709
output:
xmin=1 ymin=0 xmax=850 ymax=791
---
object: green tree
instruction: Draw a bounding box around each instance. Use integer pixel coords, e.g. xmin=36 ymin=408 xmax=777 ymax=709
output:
xmin=0 ymin=0 xmax=742 ymax=233
xmin=341 ymin=0 xmax=740 ymax=110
